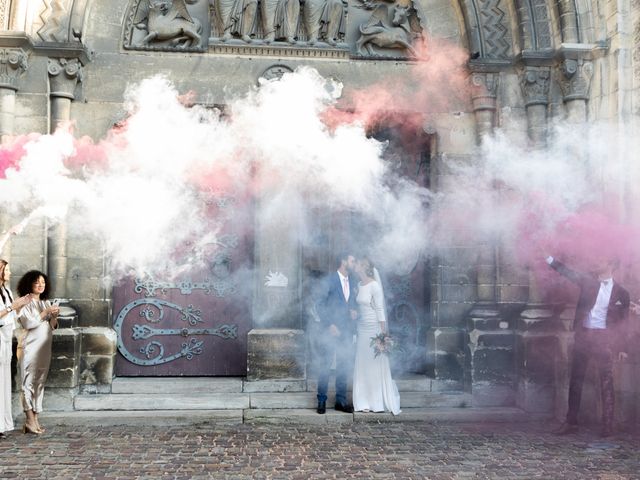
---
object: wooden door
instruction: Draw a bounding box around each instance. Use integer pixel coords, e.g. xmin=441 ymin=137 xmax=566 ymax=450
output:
xmin=113 ymin=192 xmax=253 ymax=376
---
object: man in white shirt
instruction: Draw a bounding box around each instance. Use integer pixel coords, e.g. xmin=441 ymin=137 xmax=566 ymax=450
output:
xmin=547 ymin=255 xmax=630 ymax=437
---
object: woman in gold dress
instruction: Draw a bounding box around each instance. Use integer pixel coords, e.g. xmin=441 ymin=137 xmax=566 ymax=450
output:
xmin=16 ymin=270 xmax=59 ymax=434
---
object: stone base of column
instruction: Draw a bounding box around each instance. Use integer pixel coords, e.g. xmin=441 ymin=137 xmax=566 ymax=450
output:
xmin=79 ymin=327 xmax=118 ymax=392
xmin=467 ymin=304 xmax=516 ymax=407
xmin=427 ymin=326 xmax=465 ymax=392
xmin=516 ymin=304 xmax=564 ymax=413
xmin=247 ymin=329 xmax=305 ymax=381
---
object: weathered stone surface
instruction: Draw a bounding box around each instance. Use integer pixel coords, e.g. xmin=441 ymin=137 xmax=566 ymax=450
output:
xmin=78 ymin=327 xmax=116 ymax=386
xmin=73 ymin=300 xmax=111 ymax=327
xmin=74 ymin=393 xmax=250 ymax=410
xmin=79 ymin=354 xmax=114 ymax=385
xmin=80 ymin=327 xmax=117 ymax=356
xmin=47 ymin=328 xmax=81 ymax=388
xmin=246 ymin=329 xmax=305 ymax=381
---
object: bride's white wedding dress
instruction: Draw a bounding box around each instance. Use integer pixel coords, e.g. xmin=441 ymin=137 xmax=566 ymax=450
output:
xmin=352 ymin=280 xmax=401 ymax=415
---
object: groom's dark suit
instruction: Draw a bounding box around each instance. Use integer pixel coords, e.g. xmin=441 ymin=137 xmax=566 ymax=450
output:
xmin=316 ymin=271 xmax=357 ymax=408
xmin=549 ymin=259 xmax=630 ymax=432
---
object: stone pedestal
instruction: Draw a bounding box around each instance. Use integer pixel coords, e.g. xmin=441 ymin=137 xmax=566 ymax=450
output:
xmin=47 ymin=328 xmax=81 ymax=389
xmin=246 ymin=329 xmax=305 ymax=381
xmin=516 ymin=306 xmax=563 ymax=412
xmin=468 ymin=306 xmax=515 ymax=407
xmin=427 ymin=326 xmax=465 ymax=391
xmin=79 ymin=327 xmax=117 ymax=392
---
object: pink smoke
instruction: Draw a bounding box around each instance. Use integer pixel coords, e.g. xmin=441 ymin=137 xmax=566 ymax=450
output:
xmin=0 ymin=133 xmax=40 ymax=178
xmin=323 ymin=37 xmax=470 ymax=133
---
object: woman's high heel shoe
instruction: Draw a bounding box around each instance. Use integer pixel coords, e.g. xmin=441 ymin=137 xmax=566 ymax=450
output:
xmin=22 ymin=424 xmax=41 ymax=435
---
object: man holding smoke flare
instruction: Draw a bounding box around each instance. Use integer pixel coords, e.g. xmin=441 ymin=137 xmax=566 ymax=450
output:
xmin=546 ymin=255 xmax=630 ymax=437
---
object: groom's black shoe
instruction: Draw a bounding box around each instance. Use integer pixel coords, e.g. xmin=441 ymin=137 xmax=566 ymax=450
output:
xmin=335 ymin=403 xmax=354 ymax=413
xmin=317 ymin=401 xmax=326 ymax=414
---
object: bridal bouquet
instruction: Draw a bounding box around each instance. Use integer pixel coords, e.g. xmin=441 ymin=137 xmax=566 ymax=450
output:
xmin=370 ymin=332 xmax=398 ymax=358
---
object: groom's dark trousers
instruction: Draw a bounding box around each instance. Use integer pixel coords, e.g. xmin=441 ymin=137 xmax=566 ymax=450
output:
xmin=316 ymin=271 xmax=357 ymax=406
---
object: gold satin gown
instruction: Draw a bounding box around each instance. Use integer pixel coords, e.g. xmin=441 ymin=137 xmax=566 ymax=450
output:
xmin=16 ymin=299 xmax=53 ymax=413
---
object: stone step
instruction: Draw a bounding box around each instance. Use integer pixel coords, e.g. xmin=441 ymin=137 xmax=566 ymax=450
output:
xmin=37 ymin=407 xmax=553 ymax=427
xmin=248 ymin=391 xmax=471 ymax=409
xmin=110 ymin=377 xmax=243 ymax=394
xmin=38 ymin=410 xmax=243 ymax=427
xmin=74 ymin=393 xmax=250 ymax=410
xmin=306 ymin=373 xmax=433 ymax=394
xmin=244 ymin=408 xmax=553 ymax=425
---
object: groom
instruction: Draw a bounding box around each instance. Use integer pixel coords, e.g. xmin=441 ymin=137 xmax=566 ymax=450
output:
xmin=547 ymin=254 xmax=630 ymax=437
xmin=315 ymin=251 xmax=358 ymax=414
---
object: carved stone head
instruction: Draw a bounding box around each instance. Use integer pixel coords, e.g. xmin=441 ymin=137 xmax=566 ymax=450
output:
xmin=150 ymin=0 xmax=171 ymax=15
xmin=392 ymin=6 xmax=409 ymax=26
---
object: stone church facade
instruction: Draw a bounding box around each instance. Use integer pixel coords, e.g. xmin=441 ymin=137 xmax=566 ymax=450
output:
xmin=1 ymin=0 xmax=639 ymax=426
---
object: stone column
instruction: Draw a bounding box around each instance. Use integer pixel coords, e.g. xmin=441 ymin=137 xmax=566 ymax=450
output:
xmin=0 ymin=47 xmax=28 ymax=143
xmin=46 ymin=57 xmax=82 ymax=299
xmin=470 ymin=71 xmax=499 ymax=142
xmin=48 ymin=57 xmax=82 ymax=133
xmin=520 ymin=66 xmax=551 ymax=149
xmin=247 ymin=189 xmax=305 ymax=383
xmin=516 ymin=64 xmax=559 ymax=412
xmin=467 ymin=71 xmax=515 ymax=406
xmin=558 ymin=57 xmax=593 ymax=124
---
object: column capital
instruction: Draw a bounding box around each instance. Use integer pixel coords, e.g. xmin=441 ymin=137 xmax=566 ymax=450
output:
xmin=0 ymin=48 xmax=29 ymax=91
xmin=48 ymin=57 xmax=83 ymax=100
xmin=470 ymin=72 xmax=499 ymax=112
xmin=519 ymin=66 xmax=551 ymax=107
xmin=557 ymin=58 xmax=593 ymax=102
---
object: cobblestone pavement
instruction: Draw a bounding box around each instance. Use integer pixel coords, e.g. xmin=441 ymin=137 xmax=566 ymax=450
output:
xmin=0 ymin=421 xmax=638 ymax=479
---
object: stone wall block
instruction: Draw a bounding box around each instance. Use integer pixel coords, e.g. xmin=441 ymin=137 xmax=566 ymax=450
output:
xmin=427 ymin=327 xmax=465 ymax=385
xmin=79 ymin=327 xmax=117 ymax=386
xmin=47 ymin=328 xmax=81 ymax=388
xmin=72 ymin=300 xmax=110 ymax=327
xmin=246 ymin=329 xmax=305 ymax=381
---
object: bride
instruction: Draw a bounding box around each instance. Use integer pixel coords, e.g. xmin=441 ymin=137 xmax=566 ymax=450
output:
xmin=352 ymin=256 xmax=401 ymax=415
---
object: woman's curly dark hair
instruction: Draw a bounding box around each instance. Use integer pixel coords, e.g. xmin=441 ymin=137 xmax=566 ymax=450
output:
xmin=17 ymin=270 xmax=51 ymax=299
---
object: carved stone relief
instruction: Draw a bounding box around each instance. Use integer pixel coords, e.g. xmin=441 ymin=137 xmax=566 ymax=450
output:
xmin=476 ymin=0 xmax=512 ymax=59
xmin=122 ymin=0 xmax=431 ymax=59
xmin=48 ymin=58 xmax=83 ymax=100
xmin=470 ymin=72 xmax=499 ymax=108
xmin=0 ymin=49 xmax=29 ymax=91
xmin=531 ymin=0 xmax=551 ymax=50
xmin=520 ymin=66 xmax=550 ymax=107
xmin=515 ymin=0 xmax=551 ymax=51
xmin=0 ymin=0 xmax=9 ymax=30
xmin=209 ymin=0 xmax=347 ymax=47
xmin=36 ymin=0 xmax=72 ymax=42
xmin=353 ymin=0 xmax=424 ymax=58
xmin=557 ymin=58 xmax=593 ymax=102
xmin=259 ymin=64 xmax=293 ymax=83
xmin=124 ymin=0 xmax=209 ymax=51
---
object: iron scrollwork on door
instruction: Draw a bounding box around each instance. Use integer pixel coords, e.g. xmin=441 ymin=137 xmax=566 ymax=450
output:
xmin=115 ymin=298 xmax=238 ymax=366
xmin=134 ymin=235 xmax=239 ymax=297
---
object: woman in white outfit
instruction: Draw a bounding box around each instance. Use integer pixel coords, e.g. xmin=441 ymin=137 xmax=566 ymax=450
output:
xmin=352 ymin=256 xmax=401 ymax=415
xmin=0 ymin=260 xmax=31 ymax=439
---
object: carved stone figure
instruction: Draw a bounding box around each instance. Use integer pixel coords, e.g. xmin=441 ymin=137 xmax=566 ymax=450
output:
xmin=214 ymin=0 xmax=258 ymax=42
xmin=356 ymin=3 xmax=419 ymax=57
xmin=303 ymin=0 xmax=345 ymax=46
xmin=273 ymin=0 xmax=300 ymax=43
xmin=134 ymin=0 xmax=202 ymax=48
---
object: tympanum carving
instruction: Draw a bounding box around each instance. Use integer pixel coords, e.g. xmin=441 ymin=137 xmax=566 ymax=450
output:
xmin=209 ymin=0 xmax=345 ymax=46
xmin=354 ymin=0 xmax=423 ymax=58
xmin=125 ymin=0 xmax=206 ymax=50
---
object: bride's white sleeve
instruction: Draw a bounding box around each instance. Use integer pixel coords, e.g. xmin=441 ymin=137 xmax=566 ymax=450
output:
xmin=371 ymin=282 xmax=387 ymax=323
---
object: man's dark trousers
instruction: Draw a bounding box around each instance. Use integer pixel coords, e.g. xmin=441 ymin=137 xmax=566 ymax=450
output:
xmin=566 ymin=328 xmax=615 ymax=429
